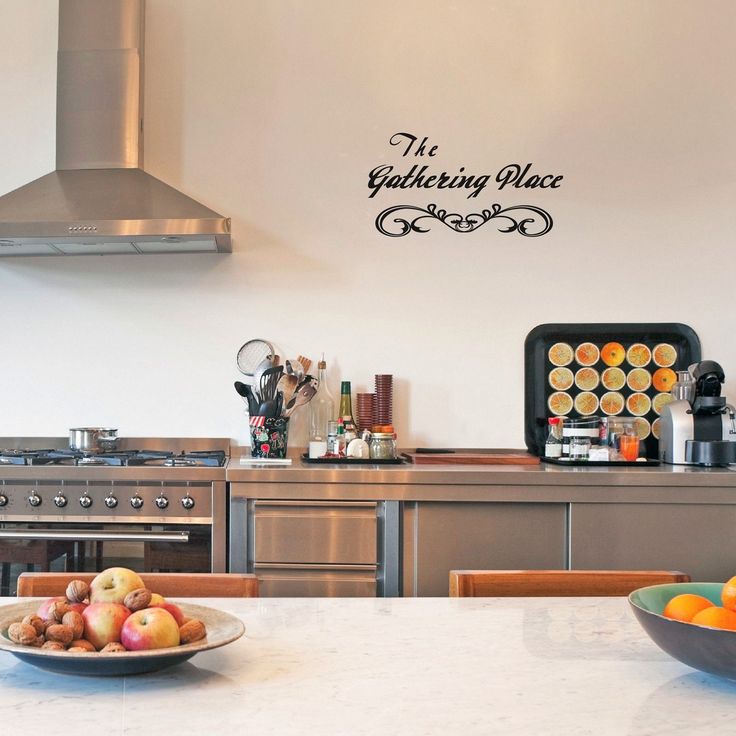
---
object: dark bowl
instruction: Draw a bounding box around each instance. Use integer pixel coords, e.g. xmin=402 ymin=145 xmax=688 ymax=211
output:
xmin=629 ymin=582 xmax=736 ymax=680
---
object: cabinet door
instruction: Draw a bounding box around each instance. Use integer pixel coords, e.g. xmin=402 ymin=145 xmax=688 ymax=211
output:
xmin=570 ymin=503 xmax=736 ymax=581
xmin=404 ymin=502 xmax=567 ymax=596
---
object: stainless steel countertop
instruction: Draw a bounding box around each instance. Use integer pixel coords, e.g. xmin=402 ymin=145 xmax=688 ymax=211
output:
xmin=227 ymin=451 xmax=736 ymax=503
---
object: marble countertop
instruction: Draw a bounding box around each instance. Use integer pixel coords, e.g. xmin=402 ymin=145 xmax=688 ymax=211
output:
xmin=1 ymin=596 xmax=733 ymax=735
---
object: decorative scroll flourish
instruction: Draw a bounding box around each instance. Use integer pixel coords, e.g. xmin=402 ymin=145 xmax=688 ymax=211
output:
xmin=375 ymin=203 xmax=553 ymax=238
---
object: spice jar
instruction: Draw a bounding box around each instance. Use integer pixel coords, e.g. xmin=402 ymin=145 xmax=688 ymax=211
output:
xmin=369 ymin=432 xmax=396 ymax=460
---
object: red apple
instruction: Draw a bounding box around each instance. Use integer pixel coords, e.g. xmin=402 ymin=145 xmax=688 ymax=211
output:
xmin=120 ymin=607 xmax=180 ymax=651
xmin=37 ymin=596 xmax=87 ymax=619
xmin=149 ymin=600 xmax=185 ymax=626
xmin=89 ymin=567 xmax=144 ymax=605
xmin=82 ymin=602 xmax=131 ymax=650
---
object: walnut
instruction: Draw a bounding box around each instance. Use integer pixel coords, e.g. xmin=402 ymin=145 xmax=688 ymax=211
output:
xmin=62 ymin=611 xmax=84 ymax=640
xmin=21 ymin=614 xmax=45 ymax=636
xmin=8 ymin=622 xmax=38 ymax=645
xmin=66 ymin=580 xmax=90 ymax=604
xmin=68 ymin=639 xmax=96 ymax=652
xmin=123 ymin=588 xmax=152 ymax=612
xmin=179 ymin=619 xmax=206 ymax=644
xmin=41 ymin=641 xmax=65 ymax=651
xmin=45 ymin=624 xmax=74 ymax=645
xmin=100 ymin=642 xmax=126 ymax=653
xmin=50 ymin=600 xmax=71 ymax=622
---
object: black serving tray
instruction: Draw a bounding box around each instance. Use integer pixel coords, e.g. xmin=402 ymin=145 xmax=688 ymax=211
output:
xmin=301 ymin=454 xmax=405 ymax=465
xmin=524 ymin=323 xmax=701 ymax=457
xmin=540 ymin=457 xmax=660 ymax=467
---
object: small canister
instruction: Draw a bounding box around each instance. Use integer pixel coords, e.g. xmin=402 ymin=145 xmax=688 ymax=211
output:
xmin=369 ymin=432 xmax=396 ymax=460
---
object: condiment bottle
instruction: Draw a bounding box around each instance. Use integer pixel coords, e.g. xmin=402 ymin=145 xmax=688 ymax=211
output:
xmin=309 ymin=355 xmax=335 ymax=449
xmin=338 ymin=381 xmax=357 ymax=439
xmin=544 ymin=418 xmax=562 ymax=458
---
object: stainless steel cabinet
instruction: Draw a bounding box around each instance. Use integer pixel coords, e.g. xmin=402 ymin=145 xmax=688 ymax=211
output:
xmin=230 ymin=497 xmax=399 ymax=597
xmin=570 ymin=502 xmax=736 ymax=581
xmin=403 ymin=501 xmax=567 ymax=596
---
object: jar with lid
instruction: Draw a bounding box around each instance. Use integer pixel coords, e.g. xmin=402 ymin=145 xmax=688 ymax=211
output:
xmin=369 ymin=432 xmax=396 ymax=460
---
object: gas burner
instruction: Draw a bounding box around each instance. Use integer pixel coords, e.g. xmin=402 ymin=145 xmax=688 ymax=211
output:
xmin=0 ymin=449 xmax=56 ymax=465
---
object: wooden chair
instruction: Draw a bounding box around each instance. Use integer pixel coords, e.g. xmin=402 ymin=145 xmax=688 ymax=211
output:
xmin=449 ymin=570 xmax=690 ymax=597
xmin=16 ymin=572 xmax=259 ymax=598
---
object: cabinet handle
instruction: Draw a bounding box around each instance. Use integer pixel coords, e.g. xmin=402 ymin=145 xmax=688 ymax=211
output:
xmin=252 ymin=500 xmax=377 ymax=509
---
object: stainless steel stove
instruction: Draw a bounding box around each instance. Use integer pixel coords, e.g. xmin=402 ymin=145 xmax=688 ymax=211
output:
xmin=0 ymin=437 xmax=229 ymax=594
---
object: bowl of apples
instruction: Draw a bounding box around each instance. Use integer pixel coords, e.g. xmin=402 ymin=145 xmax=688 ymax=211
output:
xmin=629 ymin=575 xmax=736 ymax=681
xmin=0 ymin=567 xmax=245 ymax=676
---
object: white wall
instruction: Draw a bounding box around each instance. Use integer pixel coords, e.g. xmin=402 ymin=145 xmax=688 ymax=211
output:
xmin=0 ymin=0 xmax=734 ymax=447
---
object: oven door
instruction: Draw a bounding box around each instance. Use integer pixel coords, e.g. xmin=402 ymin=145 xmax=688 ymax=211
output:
xmin=0 ymin=522 xmax=213 ymax=595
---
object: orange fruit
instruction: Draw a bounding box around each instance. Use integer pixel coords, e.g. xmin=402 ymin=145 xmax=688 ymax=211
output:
xmin=626 ymin=393 xmax=651 ymax=417
xmin=548 ymin=367 xmax=574 ymax=391
xmin=652 ymin=392 xmax=674 ymax=416
xmin=653 ymin=343 xmax=677 ymax=368
xmin=722 ymin=575 xmax=736 ymax=612
xmin=574 ymin=391 xmax=599 ymax=416
xmin=626 ymin=368 xmax=652 ymax=392
xmin=633 ymin=417 xmax=651 ymax=439
xmin=575 ymin=343 xmax=599 ymax=366
xmin=548 ymin=392 xmax=573 ymax=416
xmin=691 ymin=606 xmax=736 ymax=631
xmin=627 ymin=343 xmax=651 ymax=367
xmin=575 ymin=367 xmax=600 ymax=391
xmin=548 ymin=342 xmax=573 ymax=367
xmin=601 ymin=367 xmax=626 ymax=390
xmin=601 ymin=342 xmax=625 ymax=367
xmin=600 ymin=391 xmax=624 ymax=416
xmin=651 ymin=417 xmax=661 ymax=439
xmin=663 ymin=594 xmax=715 ymax=622
xmin=652 ymin=368 xmax=677 ymax=392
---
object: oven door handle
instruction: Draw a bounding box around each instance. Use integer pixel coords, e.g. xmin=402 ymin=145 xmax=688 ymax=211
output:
xmin=0 ymin=530 xmax=190 ymax=543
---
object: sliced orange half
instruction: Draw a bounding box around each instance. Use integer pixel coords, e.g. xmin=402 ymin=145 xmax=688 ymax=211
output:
xmin=601 ymin=342 xmax=625 ymax=367
xmin=653 ymin=343 xmax=677 ymax=368
xmin=548 ymin=342 xmax=574 ymax=367
xmin=601 ymin=367 xmax=626 ymax=391
xmin=574 ymin=391 xmax=599 ymax=416
xmin=626 ymin=392 xmax=651 ymax=416
xmin=575 ymin=342 xmax=600 ymax=367
xmin=626 ymin=368 xmax=652 ymax=392
xmin=634 ymin=417 xmax=651 ymax=440
xmin=548 ymin=367 xmax=574 ymax=391
xmin=652 ymin=367 xmax=677 ymax=392
xmin=652 ymin=392 xmax=674 ymax=416
xmin=651 ymin=417 xmax=661 ymax=440
xmin=600 ymin=391 xmax=625 ymax=416
xmin=627 ymin=343 xmax=651 ymax=368
xmin=575 ymin=367 xmax=600 ymax=391
xmin=548 ymin=392 xmax=573 ymax=416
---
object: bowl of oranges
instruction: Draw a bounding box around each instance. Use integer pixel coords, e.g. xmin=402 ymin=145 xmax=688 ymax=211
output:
xmin=629 ymin=576 xmax=736 ymax=680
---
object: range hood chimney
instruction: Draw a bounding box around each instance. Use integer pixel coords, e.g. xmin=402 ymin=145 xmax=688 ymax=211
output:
xmin=0 ymin=0 xmax=231 ymax=257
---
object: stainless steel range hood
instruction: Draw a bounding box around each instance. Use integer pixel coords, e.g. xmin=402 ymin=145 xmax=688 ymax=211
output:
xmin=0 ymin=0 xmax=231 ymax=257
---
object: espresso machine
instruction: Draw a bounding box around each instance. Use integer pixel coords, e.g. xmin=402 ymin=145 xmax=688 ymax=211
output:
xmin=660 ymin=361 xmax=736 ymax=466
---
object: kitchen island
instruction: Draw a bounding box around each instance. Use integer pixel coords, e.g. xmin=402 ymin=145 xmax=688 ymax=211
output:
xmin=229 ymin=456 xmax=736 ymax=595
xmin=0 ymin=596 xmax=732 ymax=735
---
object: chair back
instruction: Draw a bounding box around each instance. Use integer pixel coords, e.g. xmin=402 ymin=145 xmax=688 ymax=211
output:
xmin=17 ymin=572 xmax=259 ymax=598
xmin=449 ymin=569 xmax=690 ymax=597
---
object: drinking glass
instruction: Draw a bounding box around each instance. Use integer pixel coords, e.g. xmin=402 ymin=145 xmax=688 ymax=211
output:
xmin=619 ymin=433 xmax=640 ymax=461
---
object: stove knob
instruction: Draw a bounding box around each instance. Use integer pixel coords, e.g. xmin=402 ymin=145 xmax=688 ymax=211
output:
xmin=0 ymin=494 xmax=7 ymax=507
xmin=155 ymin=494 xmax=169 ymax=510
xmin=104 ymin=495 xmax=118 ymax=509
xmin=181 ymin=495 xmax=195 ymax=510
xmin=28 ymin=492 xmax=42 ymax=507
xmin=79 ymin=494 xmax=92 ymax=509
xmin=130 ymin=494 xmax=144 ymax=509
xmin=53 ymin=493 xmax=67 ymax=508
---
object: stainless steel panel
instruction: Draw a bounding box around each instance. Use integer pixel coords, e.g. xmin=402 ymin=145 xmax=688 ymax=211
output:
xmin=570 ymin=502 xmax=736 ymax=581
xmin=254 ymin=565 xmax=377 ymax=597
xmin=252 ymin=501 xmax=378 ymax=565
xmin=403 ymin=502 xmax=567 ymax=596
xmin=0 ymin=529 xmax=188 ymax=543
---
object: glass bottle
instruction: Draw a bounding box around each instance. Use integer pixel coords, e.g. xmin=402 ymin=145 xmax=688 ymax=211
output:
xmin=338 ymin=381 xmax=357 ymax=437
xmin=309 ymin=356 xmax=335 ymax=446
xmin=544 ymin=417 xmax=562 ymax=458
